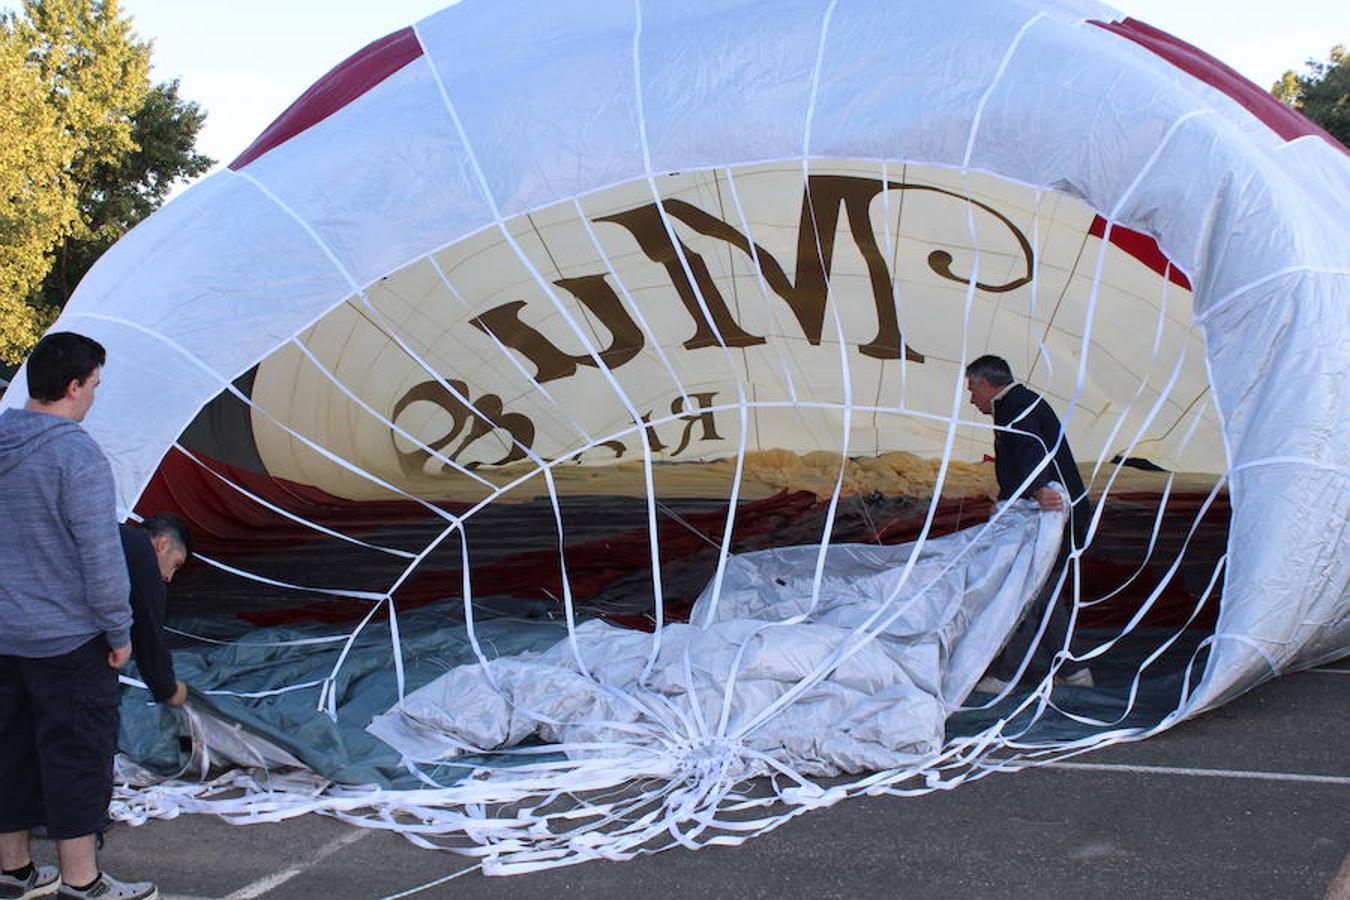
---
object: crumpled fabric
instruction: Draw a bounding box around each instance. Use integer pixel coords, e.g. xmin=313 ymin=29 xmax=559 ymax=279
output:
xmin=371 ymin=498 xmax=1065 ymax=776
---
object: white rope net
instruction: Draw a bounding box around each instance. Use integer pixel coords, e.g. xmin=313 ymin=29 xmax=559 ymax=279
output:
xmin=107 ymin=152 xmax=1232 ymax=876
xmin=55 ymin=0 xmax=1344 ymax=887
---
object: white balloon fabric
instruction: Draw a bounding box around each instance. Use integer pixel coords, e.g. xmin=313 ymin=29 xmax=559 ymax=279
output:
xmin=7 ymin=0 xmax=1347 ymax=874
xmin=370 ymin=499 xmax=1065 ymax=774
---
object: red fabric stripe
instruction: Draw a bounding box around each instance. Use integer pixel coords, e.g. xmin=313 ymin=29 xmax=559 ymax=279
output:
xmin=237 ymin=489 xmax=1226 ymax=633
xmin=1088 ymin=216 xmax=1193 ymax=291
xmin=1091 ymin=18 xmax=1344 ymax=153
xmin=229 ymin=27 xmax=424 ymax=170
xmin=134 ymin=446 xmax=455 ymax=556
xmin=227 ymin=17 xmax=1341 ymax=173
xmin=239 ymin=490 xmax=824 ymax=627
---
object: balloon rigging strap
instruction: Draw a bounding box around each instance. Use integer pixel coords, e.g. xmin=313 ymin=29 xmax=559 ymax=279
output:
xmin=170 ymin=440 xmax=416 ymax=558
xmin=114 ymin=9 xmax=1234 ymax=873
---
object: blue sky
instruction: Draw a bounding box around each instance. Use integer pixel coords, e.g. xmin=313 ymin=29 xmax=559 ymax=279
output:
xmin=11 ymin=1 xmax=1349 ymax=182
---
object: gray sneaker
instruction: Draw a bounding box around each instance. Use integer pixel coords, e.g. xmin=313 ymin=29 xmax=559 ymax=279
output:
xmin=1054 ymin=667 xmax=1095 ymax=689
xmin=0 ymin=864 xmax=58 ymax=899
xmin=972 ymin=674 xmax=1011 ymax=694
xmin=55 ymin=874 xmax=156 ymax=900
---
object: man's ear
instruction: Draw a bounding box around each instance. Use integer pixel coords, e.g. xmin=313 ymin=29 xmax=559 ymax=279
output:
xmin=150 ymin=533 xmax=172 ymax=554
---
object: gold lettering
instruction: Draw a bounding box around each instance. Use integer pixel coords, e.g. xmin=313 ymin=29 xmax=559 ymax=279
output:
xmin=595 ymin=204 xmax=767 ymax=350
xmin=393 ymin=175 xmax=1039 ymax=474
xmin=468 ymin=275 xmax=645 ymax=385
xmin=668 ymin=392 xmax=723 ymax=457
xmin=598 ymin=175 xmax=1035 ymax=363
xmin=577 ymin=439 xmax=627 ymax=461
xmin=640 ymin=413 xmax=667 ymax=453
xmin=390 ymin=379 xmax=535 ymax=472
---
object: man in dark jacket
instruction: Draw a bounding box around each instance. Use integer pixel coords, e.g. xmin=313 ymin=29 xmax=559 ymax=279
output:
xmin=965 ymin=354 xmax=1094 ymax=693
xmin=120 ymin=515 xmax=192 ymax=708
xmin=0 ymin=333 xmax=156 ymax=900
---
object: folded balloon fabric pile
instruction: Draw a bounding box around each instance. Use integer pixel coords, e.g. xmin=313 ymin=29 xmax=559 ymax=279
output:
xmin=370 ymin=499 xmax=1063 ymax=776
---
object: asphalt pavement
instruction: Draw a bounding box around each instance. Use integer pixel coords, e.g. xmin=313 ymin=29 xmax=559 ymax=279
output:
xmin=62 ymin=663 xmax=1350 ymax=899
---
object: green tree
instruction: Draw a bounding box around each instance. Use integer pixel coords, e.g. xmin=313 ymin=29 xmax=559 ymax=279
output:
xmin=2 ymin=0 xmax=149 ymax=361
xmin=1272 ymin=45 xmax=1349 ymax=148
xmin=40 ymin=78 xmax=213 ymax=308
xmin=1 ymin=0 xmax=212 ymax=363
xmin=0 ymin=20 xmax=77 ymax=361
xmin=14 ymin=0 xmax=150 ymax=193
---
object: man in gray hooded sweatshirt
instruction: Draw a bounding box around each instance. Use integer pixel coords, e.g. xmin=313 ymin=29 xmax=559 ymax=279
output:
xmin=0 ymin=332 xmax=156 ymax=900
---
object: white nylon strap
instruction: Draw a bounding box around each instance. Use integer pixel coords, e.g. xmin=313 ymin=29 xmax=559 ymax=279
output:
xmin=171 ymin=440 xmax=416 ymax=559
xmin=107 ymin=13 xmax=1249 ymax=864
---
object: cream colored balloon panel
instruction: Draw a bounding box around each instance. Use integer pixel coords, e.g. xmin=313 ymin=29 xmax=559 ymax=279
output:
xmin=299 ymin=300 xmax=527 ymax=495
xmin=246 ymin=158 xmax=1218 ymax=504
xmin=874 ymin=280 xmax=1010 ymax=420
xmin=887 ymin=169 xmax=1047 ymax=275
xmin=584 ymin=165 xmax=895 ymax=408
xmin=1023 ymin=326 xmax=1168 ymax=470
xmin=736 ymin=404 xmax=852 ymax=461
xmin=975 ymin=207 xmax=1099 ymax=368
xmin=719 ymin=272 xmax=822 ymax=400
xmin=574 ymin=174 xmax=776 ymax=396
xmin=1130 ymin=388 xmax=1226 ymax=475
xmin=880 ymin=179 xmax=1057 ymax=381
xmin=1035 ymin=264 xmax=1214 ymax=471
xmin=414 ymin=234 xmax=629 ymax=452
xmin=497 ymin=170 xmax=832 ymax=447
xmin=902 ymin=187 xmax=1216 ymax=475
xmin=246 ymin=355 xmax=419 ymax=506
xmin=649 ymin=165 xmax=981 ymax=411
xmin=432 ymin=193 xmax=736 ymax=446
xmin=866 ymin=168 xmax=1214 ymax=471
xmin=250 ymin=288 xmax=541 ymax=503
xmin=248 ymin=337 xmax=478 ymax=503
xmin=1047 ymin=254 xmax=1196 ymax=353
xmin=506 ymin=194 xmax=736 ymax=416
xmin=361 ymin=262 xmax=590 ymax=450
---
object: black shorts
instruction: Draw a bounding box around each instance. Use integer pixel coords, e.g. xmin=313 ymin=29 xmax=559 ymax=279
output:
xmin=0 ymin=637 xmax=120 ymax=839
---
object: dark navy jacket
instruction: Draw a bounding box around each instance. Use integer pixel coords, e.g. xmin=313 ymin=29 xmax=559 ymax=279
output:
xmin=992 ymin=383 xmax=1091 ymax=543
xmin=119 ymin=524 xmax=177 ymax=702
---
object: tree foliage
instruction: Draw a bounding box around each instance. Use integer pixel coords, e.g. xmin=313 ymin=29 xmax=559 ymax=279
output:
xmin=0 ymin=0 xmax=212 ymax=363
xmin=1272 ymin=45 xmax=1349 ymax=148
xmin=39 ymin=78 xmax=213 ymax=309
xmin=1 ymin=18 xmax=78 ymax=360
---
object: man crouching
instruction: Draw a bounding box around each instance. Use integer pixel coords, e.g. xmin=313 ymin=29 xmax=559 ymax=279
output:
xmin=120 ymin=514 xmax=192 ymax=709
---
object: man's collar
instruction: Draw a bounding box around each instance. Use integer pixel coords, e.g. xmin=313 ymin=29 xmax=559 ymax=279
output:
xmin=992 ymin=381 xmax=1017 ymax=404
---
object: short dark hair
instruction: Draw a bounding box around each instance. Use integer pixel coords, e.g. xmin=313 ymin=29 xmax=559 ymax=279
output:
xmin=26 ymin=332 xmax=106 ymax=403
xmin=142 ymin=512 xmax=194 ymax=558
xmin=965 ymin=354 xmax=1014 ymax=387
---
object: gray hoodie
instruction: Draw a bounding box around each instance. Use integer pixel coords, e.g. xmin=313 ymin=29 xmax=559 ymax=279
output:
xmin=0 ymin=408 xmax=131 ymax=657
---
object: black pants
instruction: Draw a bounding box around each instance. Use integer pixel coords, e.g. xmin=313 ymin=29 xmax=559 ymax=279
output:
xmin=0 ymin=638 xmax=119 ymax=839
xmin=987 ymin=528 xmax=1090 ymax=683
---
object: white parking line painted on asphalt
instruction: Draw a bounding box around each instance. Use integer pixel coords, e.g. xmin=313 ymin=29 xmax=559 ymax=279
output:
xmin=1047 ymin=761 xmax=1350 ymax=785
xmin=380 ymin=862 xmax=482 ymax=900
xmin=221 ymin=828 xmax=370 ymax=899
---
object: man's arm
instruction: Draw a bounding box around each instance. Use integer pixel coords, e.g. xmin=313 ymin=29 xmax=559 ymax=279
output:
xmin=1026 ymin=402 xmax=1077 ymax=511
xmin=63 ymin=446 xmax=132 ymax=653
xmin=999 ymin=425 xmax=1056 ymax=500
xmin=1009 ymin=399 xmax=1069 ymax=500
